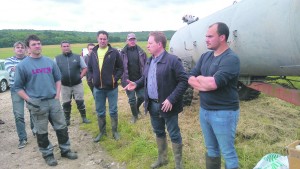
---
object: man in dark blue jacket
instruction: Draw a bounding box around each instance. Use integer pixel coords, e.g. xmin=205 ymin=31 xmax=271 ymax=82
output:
xmin=124 ymin=31 xmax=188 ymax=169
xmin=88 ymin=30 xmax=123 ymax=142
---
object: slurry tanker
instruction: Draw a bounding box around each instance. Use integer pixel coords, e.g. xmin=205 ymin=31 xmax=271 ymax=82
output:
xmin=169 ymin=0 xmax=300 ymax=106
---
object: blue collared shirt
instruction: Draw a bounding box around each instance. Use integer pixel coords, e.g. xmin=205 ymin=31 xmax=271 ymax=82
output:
xmin=147 ymin=52 xmax=164 ymax=99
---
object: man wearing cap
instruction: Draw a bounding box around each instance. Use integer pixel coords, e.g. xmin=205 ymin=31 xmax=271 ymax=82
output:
xmin=120 ymin=33 xmax=147 ymax=123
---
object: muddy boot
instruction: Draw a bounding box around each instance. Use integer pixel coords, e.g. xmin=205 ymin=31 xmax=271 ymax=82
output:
xmin=94 ymin=116 xmax=106 ymax=142
xmin=44 ymin=155 xmax=57 ymax=166
xmin=172 ymin=143 xmax=183 ymax=169
xmin=129 ymin=104 xmax=138 ymax=123
xmin=206 ymin=153 xmax=221 ymax=169
xmin=79 ymin=109 xmax=91 ymax=124
xmin=151 ymin=137 xmax=168 ymax=168
xmin=61 ymin=151 xmax=78 ymax=159
xmin=111 ymin=116 xmax=120 ymax=140
xmin=55 ymin=127 xmax=77 ymax=160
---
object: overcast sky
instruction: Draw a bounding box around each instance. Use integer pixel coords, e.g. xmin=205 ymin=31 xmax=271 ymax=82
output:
xmin=0 ymin=0 xmax=240 ymax=32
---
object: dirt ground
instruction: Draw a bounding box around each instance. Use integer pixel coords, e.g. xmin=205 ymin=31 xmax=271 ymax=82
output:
xmin=0 ymin=90 xmax=126 ymax=169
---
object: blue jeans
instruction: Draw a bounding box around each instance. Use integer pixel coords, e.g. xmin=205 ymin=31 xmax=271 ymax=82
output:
xmin=94 ymin=87 xmax=118 ymax=118
xmin=149 ymin=101 xmax=182 ymax=144
xmin=200 ymin=107 xmax=239 ymax=169
xmin=126 ymin=87 xmax=144 ymax=106
xmin=11 ymin=91 xmax=35 ymax=142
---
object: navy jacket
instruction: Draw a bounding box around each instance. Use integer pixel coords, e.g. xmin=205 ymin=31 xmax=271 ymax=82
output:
xmin=135 ymin=51 xmax=188 ymax=117
xmin=88 ymin=44 xmax=123 ymax=89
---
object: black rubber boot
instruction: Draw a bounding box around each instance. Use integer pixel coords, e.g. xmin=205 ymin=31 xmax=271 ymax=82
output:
xmin=111 ymin=116 xmax=120 ymax=140
xmin=172 ymin=143 xmax=183 ymax=169
xmin=76 ymin=100 xmax=91 ymax=124
xmin=79 ymin=109 xmax=91 ymax=123
xmin=151 ymin=137 xmax=168 ymax=168
xmin=206 ymin=153 xmax=221 ymax=169
xmin=64 ymin=111 xmax=71 ymax=126
xmin=129 ymin=104 xmax=138 ymax=123
xmin=94 ymin=116 xmax=106 ymax=142
xmin=62 ymin=101 xmax=72 ymax=126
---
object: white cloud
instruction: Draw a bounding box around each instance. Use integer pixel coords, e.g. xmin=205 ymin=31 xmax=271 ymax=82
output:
xmin=0 ymin=0 xmax=240 ymax=32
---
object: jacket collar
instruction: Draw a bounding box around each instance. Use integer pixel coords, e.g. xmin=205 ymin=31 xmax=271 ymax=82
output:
xmin=147 ymin=50 xmax=167 ymax=64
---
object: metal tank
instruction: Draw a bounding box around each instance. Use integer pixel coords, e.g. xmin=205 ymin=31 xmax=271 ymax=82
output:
xmin=170 ymin=0 xmax=300 ymax=77
xmin=169 ymin=0 xmax=300 ymax=105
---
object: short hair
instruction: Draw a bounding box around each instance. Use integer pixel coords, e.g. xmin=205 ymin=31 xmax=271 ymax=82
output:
xmin=149 ymin=31 xmax=167 ymax=49
xmin=210 ymin=22 xmax=229 ymax=41
xmin=60 ymin=40 xmax=70 ymax=46
xmin=97 ymin=30 xmax=109 ymax=38
xmin=25 ymin=35 xmax=41 ymax=47
xmin=87 ymin=43 xmax=95 ymax=48
xmin=13 ymin=41 xmax=26 ymax=48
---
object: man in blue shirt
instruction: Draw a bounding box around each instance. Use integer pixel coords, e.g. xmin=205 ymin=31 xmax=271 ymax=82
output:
xmin=124 ymin=31 xmax=188 ymax=169
xmin=188 ymin=22 xmax=240 ymax=169
xmin=14 ymin=35 xmax=78 ymax=166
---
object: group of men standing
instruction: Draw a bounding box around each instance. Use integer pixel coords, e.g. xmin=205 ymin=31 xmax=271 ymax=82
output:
xmin=3 ymin=22 xmax=240 ymax=169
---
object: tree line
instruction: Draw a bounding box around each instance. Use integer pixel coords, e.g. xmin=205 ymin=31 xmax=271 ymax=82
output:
xmin=0 ymin=29 xmax=175 ymax=48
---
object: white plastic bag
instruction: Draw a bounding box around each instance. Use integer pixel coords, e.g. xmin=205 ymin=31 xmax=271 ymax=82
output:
xmin=253 ymin=153 xmax=289 ymax=169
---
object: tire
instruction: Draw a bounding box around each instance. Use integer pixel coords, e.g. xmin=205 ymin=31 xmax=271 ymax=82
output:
xmin=181 ymin=57 xmax=194 ymax=107
xmin=0 ymin=80 xmax=8 ymax=93
xmin=238 ymin=81 xmax=260 ymax=101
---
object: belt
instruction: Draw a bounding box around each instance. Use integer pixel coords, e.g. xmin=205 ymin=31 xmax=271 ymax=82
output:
xmin=41 ymin=97 xmax=55 ymax=101
xmin=149 ymin=98 xmax=159 ymax=103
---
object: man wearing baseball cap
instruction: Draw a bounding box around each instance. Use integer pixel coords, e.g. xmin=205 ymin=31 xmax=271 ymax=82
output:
xmin=120 ymin=33 xmax=147 ymax=123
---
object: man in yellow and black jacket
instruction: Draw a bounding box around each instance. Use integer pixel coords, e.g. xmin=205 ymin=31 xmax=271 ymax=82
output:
xmin=87 ymin=30 xmax=123 ymax=142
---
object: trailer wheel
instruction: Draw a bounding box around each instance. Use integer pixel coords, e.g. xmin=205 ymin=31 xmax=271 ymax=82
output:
xmin=238 ymin=81 xmax=260 ymax=101
xmin=181 ymin=57 xmax=193 ymax=106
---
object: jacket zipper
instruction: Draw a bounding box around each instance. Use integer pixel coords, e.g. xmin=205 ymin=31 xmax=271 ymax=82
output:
xmin=67 ymin=56 xmax=71 ymax=85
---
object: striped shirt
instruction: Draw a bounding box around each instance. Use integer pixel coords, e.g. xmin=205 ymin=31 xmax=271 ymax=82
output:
xmin=4 ymin=56 xmax=27 ymax=88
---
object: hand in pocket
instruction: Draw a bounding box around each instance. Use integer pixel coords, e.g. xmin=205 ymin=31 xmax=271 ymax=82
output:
xmin=26 ymin=98 xmax=41 ymax=112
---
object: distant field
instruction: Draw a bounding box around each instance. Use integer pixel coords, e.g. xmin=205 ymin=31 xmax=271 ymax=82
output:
xmin=0 ymin=41 xmax=154 ymax=59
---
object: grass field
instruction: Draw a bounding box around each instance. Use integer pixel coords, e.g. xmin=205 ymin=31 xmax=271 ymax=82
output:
xmin=1 ymin=43 xmax=300 ymax=168
xmin=0 ymin=41 xmax=155 ymax=59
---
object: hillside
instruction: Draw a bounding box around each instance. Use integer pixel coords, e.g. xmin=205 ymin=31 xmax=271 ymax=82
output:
xmin=0 ymin=29 xmax=175 ymax=48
